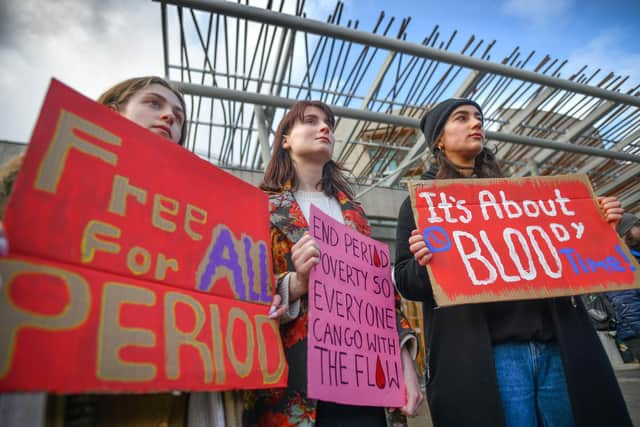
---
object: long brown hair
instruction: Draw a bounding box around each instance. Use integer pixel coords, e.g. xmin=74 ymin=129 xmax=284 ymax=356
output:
xmin=431 ymin=102 xmax=503 ymax=179
xmin=434 ymin=146 xmax=503 ymax=179
xmin=260 ymin=101 xmax=354 ymax=199
xmin=96 ymin=76 xmax=188 ymax=146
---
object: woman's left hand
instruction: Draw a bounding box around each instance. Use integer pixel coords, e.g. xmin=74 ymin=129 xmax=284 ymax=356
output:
xmin=598 ymin=196 xmax=624 ymax=228
xmin=389 ymin=347 xmax=424 ymax=418
xmin=268 ymin=294 xmax=288 ymax=319
xmin=0 ymin=221 xmax=8 ymax=256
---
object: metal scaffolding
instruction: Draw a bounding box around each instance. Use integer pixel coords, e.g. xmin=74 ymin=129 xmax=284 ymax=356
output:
xmin=156 ymin=0 xmax=640 ymax=213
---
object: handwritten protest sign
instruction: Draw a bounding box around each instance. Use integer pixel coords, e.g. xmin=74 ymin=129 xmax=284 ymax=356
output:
xmin=307 ymin=204 xmax=404 ymax=407
xmin=0 ymin=79 xmax=287 ymax=392
xmin=409 ymin=175 xmax=640 ymax=306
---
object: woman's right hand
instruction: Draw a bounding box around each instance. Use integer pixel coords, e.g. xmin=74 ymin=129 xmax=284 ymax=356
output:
xmin=409 ymin=229 xmax=432 ymax=266
xmin=289 ymin=232 xmax=320 ymax=301
xmin=0 ymin=221 xmax=8 ymax=256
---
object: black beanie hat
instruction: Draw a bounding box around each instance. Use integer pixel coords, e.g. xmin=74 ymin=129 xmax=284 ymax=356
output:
xmin=419 ymin=98 xmax=483 ymax=152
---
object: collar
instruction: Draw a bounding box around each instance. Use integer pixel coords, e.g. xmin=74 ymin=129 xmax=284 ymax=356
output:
xmin=267 ymin=181 xmax=370 ymax=241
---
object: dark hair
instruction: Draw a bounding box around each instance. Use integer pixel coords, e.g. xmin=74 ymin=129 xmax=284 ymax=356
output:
xmin=96 ymin=76 xmax=188 ymax=146
xmin=427 ymin=100 xmax=503 ymax=179
xmin=260 ymin=101 xmax=353 ymax=199
xmin=434 ymin=146 xmax=503 ymax=179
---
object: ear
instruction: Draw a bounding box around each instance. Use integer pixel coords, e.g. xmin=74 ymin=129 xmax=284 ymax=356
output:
xmin=282 ymin=136 xmax=290 ymax=150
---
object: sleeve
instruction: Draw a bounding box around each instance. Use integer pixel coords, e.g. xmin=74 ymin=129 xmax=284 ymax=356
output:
xmin=396 ymin=286 xmax=418 ymax=360
xmin=393 ymin=195 xmax=435 ymax=305
xmin=276 ymin=272 xmax=301 ymax=324
xmin=399 ymin=321 xmax=418 ymax=359
xmin=268 ymin=215 xmax=304 ymax=323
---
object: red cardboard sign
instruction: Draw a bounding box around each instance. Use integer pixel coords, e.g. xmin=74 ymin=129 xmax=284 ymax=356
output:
xmin=0 ymin=79 xmax=287 ymax=392
xmin=409 ymin=176 xmax=640 ymax=306
xmin=0 ymin=255 xmax=285 ymax=393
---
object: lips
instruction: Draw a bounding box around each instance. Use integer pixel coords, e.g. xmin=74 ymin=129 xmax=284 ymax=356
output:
xmin=469 ymin=133 xmax=484 ymax=139
xmin=316 ymin=136 xmax=331 ymax=144
xmin=152 ymin=125 xmax=172 ymax=140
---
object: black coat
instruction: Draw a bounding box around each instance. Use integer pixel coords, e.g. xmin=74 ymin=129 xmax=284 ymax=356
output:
xmin=394 ymin=190 xmax=632 ymax=427
xmin=606 ymin=249 xmax=640 ymax=342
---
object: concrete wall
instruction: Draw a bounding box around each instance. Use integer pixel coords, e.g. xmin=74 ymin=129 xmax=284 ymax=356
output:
xmin=0 ymin=141 xmax=27 ymax=164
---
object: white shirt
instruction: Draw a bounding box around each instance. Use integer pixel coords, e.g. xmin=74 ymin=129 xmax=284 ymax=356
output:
xmin=293 ymin=190 xmax=344 ymax=224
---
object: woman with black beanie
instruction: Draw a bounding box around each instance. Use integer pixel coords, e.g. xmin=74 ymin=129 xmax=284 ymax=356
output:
xmin=393 ymin=98 xmax=633 ymax=427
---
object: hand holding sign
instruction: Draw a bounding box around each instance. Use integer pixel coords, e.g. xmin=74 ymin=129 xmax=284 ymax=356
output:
xmin=598 ymin=196 xmax=624 ymax=226
xmin=409 ymin=229 xmax=433 ymax=266
xmin=289 ymin=232 xmax=320 ymax=300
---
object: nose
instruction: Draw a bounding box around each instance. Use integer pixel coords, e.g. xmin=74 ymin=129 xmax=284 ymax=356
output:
xmin=471 ymin=115 xmax=483 ymax=130
xmin=161 ymin=108 xmax=176 ymax=125
xmin=319 ymin=121 xmax=331 ymax=134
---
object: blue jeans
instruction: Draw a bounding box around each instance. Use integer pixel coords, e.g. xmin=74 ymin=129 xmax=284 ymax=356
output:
xmin=492 ymin=342 xmax=575 ymax=427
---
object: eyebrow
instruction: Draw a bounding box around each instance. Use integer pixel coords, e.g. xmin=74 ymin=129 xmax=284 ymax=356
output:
xmin=147 ymin=92 xmax=185 ymax=116
xmin=451 ymin=110 xmax=482 ymax=119
xmin=303 ymin=112 xmax=333 ymax=126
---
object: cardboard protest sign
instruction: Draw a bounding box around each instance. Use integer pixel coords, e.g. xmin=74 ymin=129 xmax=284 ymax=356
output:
xmin=409 ymin=175 xmax=640 ymax=306
xmin=307 ymin=204 xmax=404 ymax=407
xmin=0 ymin=79 xmax=287 ymax=392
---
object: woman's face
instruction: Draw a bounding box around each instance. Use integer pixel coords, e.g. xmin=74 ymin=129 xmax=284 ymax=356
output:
xmin=283 ymin=106 xmax=335 ymax=164
xmin=119 ymin=83 xmax=185 ymax=144
xmin=437 ymin=104 xmax=484 ymax=164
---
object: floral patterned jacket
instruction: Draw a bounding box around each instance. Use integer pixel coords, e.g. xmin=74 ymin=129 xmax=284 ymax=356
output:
xmin=244 ymin=184 xmax=414 ymax=427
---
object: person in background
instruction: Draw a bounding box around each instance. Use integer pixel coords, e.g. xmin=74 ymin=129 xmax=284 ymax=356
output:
xmin=245 ymin=100 xmax=423 ymax=427
xmin=607 ymin=213 xmax=640 ymax=362
xmin=393 ymin=97 xmax=632 ymax=427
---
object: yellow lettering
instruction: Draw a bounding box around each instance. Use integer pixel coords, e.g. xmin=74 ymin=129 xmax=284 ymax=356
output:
xmin=127 ymin=246 xmax=151 ymax=275
xmin=108 ymin=175 xmax=148 ymax=216
xmin=185 ymin=204 xmax=207 ymax=241
xmin=97 ymin=282 xmax=156 ymax=381
xmin=0 ymin=259 xmax=90 ymax=378
xmin=154 ymin=253 xmax=179 ymax=281
xmin=164 ymin=292 xmax=213 ymax=383
xmin=152 ymin=194 xmax=179 ymax=232
xmin=226 ymin=308 xmax=254 ymax=378
xmin=209 ymin=305 xmax=226 ymax=384
xmin=255 ymin=315 xmax=286 ymax=385
xmin=35 ymin=109 xmax=121 ymax=193
xmin=81 ymin=220 xmax=121 ymax=263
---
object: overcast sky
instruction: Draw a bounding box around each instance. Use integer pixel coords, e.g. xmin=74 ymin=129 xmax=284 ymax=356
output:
xmin=1 ymin=0 xmax=638 ymax=143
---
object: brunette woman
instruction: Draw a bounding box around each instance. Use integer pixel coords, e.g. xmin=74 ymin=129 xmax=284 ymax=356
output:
xmin=394 ymin=98 xmax=632 ymax=427
xmin=246 ymin=100 xmax=423 ymax=427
